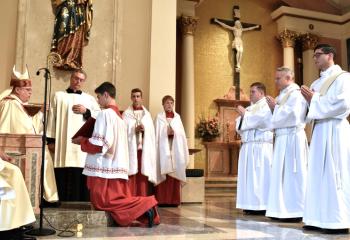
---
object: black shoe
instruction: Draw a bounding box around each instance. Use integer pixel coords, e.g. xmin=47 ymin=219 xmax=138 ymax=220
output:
xmin=41 ymin=200 xmax=61 ymax=208
xmin=19 ymin=225 xmax=34 ymax=232
xmin=323 ymin=228 xmax=349 ymax=234
xmin=302 ymin=225 xmax=322 ymax=231
xmin=145 ymin=208 xmax=154 ymax=228
xmin=243 ymin=210 xmax=266 ymax=216
xmin=281 ymin=217 xmax=302 ymax=223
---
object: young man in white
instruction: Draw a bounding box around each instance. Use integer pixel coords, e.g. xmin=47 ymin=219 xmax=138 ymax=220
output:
xmin=235 ymin=82 xmax=273 ymax=214
xmin=46 ymin=69 xmax=100 ymax=201
xmin=301 ymin=44 xmax=350 ymax=234
xmin=154 ymin=95 xmax=189 ymax=206
xmin=72 ymin=82 xmax=160 ymax=227
xmin=265 ymin=67 xmax=308 ymax=221
xmin=122 ymin=88 xmax=158 ymax=196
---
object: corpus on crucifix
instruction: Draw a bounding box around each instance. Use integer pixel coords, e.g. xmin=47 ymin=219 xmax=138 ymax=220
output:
xmin=212 ymin=6 xmax=261 ymax=99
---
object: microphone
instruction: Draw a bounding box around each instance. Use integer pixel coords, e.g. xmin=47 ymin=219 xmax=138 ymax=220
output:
xmin=36 ymin=68 xmax=50 ymax=76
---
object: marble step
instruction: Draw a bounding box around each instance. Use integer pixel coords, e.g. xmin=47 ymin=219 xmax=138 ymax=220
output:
xmin=37 ymin=202 xmax=108 ymax=230
xmin=205 ymin=192 xmax=236 ymax=197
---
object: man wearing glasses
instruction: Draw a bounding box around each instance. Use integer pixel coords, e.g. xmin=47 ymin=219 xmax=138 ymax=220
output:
xmin=301 ymin=44 xmax=350 ymax=233
xmin=47 ymin=69 xmax=100 ymax=202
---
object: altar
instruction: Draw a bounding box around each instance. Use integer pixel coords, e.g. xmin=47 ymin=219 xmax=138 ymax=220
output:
xmin=204 ymin=98 xmax=249 ymax=177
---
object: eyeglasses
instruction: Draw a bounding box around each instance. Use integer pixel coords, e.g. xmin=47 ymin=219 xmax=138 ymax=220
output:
xmin=313 ymin=52 xmax=327 ymax=58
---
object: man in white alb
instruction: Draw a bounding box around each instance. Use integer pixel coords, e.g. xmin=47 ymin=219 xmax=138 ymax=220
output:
xmin=265 ymin=67 xmax=308 ymax=221
xmin=235 ymin=82 xmax=273 ymax=214
xmin=301 ymin=44 xmax=350 ymax=234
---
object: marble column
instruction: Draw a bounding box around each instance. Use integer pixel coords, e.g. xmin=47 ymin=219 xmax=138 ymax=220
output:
xmin=179 ymin=15 xmax=198 ymax=169
xmin=300 ymin=33 xmax=319 ymax=87
xmin=278 ymin=29 xmax=298 ymax=70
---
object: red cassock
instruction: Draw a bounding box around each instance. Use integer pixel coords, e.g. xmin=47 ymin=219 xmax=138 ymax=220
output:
xmin=155 ymin=175 xmax=181 ymax=206
xmin=128 ymin=150 xmax=149 ymax=197
xmin=79 ymin=106 xmax=160 ymax=226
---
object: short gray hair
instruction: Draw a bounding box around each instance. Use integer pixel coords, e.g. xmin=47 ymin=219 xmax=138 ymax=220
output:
xmin=276 ymin=67 xmax=295 ymax=80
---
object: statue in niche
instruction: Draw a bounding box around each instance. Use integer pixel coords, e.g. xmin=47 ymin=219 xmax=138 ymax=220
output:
xmin=50 ymin=0 xmax=93 ymax=70
xmin=214 ymin=18 xmax=260 ymax=72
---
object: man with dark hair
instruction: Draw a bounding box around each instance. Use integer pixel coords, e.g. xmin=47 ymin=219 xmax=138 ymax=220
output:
xmin=122 ymin=88 xmax=159 ymax=196
xmin=265 ymin=67 xmax=308 ymax=221
xmin=47 ymin=69 xmax=100 ymax=201
xmin=301 ymin=44 xmax=350 ymax=233
xmin=72 ymin=82 xmax=160 ymax=227
xmin=235 ymin=82 xmax=273 ymax=214
xmin=154 ymin=95 xmax=189 ymax=206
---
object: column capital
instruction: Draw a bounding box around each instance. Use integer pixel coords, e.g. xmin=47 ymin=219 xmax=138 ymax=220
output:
xmin=300 ymin=33 xmax=319 ymax=51
xmin=179 ymin=15 xmax=199 ymax=36
xmin=278 ymin=29 xmax=298 ymax=48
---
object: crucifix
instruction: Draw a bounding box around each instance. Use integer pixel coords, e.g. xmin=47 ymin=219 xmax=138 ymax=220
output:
xmin=211 ymin=6 xmax=261 ymax=100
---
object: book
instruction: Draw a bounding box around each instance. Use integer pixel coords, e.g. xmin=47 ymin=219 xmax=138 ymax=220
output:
xmin=72 ymin=117 xmax=96 ymax=139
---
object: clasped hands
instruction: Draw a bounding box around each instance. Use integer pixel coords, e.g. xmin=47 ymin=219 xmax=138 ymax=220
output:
xmin=135 ymin=124 xmax=144 ymax=133
xmin=300 ymin=85 xmax=314 ymax=104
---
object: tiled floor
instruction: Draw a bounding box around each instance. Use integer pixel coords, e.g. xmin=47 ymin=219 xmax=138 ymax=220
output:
xmin=34 ymin=198 xmax=349 ymax=239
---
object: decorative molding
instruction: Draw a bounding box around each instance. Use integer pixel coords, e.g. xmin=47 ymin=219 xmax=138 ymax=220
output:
xmin=300 ymin=33 xmax=319 ymax=51
xmin=179 ymin=15 xmax=199 ymax=36
xmin=278 ymin=29 xmax=299 ymax=48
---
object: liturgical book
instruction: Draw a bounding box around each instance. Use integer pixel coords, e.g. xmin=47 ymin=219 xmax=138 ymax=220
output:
xmin=72 ymin=117 xmax=96 ymax=139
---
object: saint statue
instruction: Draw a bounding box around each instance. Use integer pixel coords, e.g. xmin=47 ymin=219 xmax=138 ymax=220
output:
xmin=214 ymin=18 xmax=260 ymax=72
xmin=50 ymin=0 xmax=93 ymax=70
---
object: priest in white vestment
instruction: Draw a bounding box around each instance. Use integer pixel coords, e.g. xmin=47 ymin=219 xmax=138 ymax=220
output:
xmin=46 ymin=69 xmax=100 ymax=201
xmin=265 ymin=67 xmax=308 ymax=220
xmin=235 ymin=82 xmax=273 ymax=213
xmin=0 ymin=151 xmax=36 ymax=238
xmin=122 ymin=88 xmax=159 ymax=196
xmin=0 ymin=66 xmax=58 ymax=203
xmin=154 ymin=95 xmax=189 ymax=206
xmin=301 ymin=44 xmax=350 ymax=233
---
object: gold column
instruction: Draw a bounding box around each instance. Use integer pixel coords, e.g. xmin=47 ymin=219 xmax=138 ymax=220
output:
xmin=278 ymin=29 xmax=298 ymax=70
xmin=300 ymin=33 xmax=319 ymax=143
xmin=179 ymin=15 xmax=198 ymax=168
xmin=300 ymin=33 xmax=319 ymax=87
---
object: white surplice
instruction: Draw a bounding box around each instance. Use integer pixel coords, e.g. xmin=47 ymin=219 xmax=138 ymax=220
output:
xmin=303 ymin=65 xmax=350 ymax=229
xmin=122 ymin=106 xmax=159 ymax=184
xmin=154 ymin=111 xmax=189 ymax=184
xmin=46 ymin=91 xmax=100 ymax=168
xmin=266 ymin=83 xmax=309 ymax=218
xmin=0 ymin=94 xmax=58 ymax=202
xmin=83 ymin=108 xmax=129 ymax=180
xmin=235 ymin=98 xmax=273 ymax=210
xmin=0 ymin=159 xmax=36 ymax=231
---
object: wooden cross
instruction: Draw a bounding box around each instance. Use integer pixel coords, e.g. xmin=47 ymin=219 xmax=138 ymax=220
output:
xmin=211 ymin=6 xmax=261 ymax=100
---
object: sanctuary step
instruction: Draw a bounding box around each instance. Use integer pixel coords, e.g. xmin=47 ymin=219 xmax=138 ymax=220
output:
xmin=205 ymin=176 xmax=237 ymax=198
xmin=36 ymin=202 xmax=108 ymax=230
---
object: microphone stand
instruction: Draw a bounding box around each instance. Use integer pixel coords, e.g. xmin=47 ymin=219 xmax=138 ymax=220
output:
xmin=26 ymin=68 xmax=56 ymax=236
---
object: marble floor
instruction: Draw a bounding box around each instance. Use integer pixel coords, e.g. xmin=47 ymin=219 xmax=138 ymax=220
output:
xmin=32 ymin=198 xmax=349 ymax=240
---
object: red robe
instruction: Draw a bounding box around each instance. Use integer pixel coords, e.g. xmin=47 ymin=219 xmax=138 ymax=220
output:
xmin=154 ymin=111 xmax=181 ymax=206
xmin=80 ymin=105 xmax=160 ymax=226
